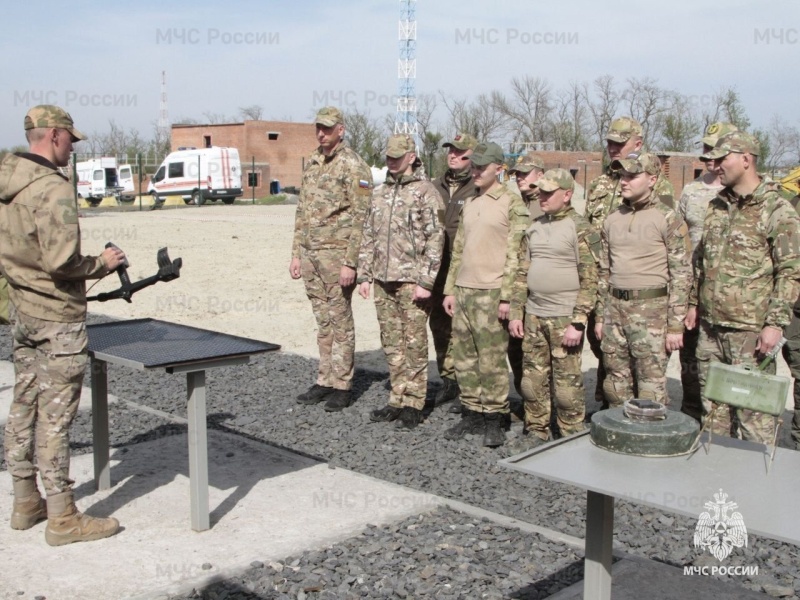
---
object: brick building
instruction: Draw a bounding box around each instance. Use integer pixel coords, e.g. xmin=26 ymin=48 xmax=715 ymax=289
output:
xmin=171 ymin=120 xmax=318 ymax=196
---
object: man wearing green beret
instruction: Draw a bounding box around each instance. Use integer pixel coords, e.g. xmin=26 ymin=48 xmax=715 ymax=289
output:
xmin=688 ymin=131 xmax=800 ymax=442
xmin=442 ymin=142 xmax=530 ymax=447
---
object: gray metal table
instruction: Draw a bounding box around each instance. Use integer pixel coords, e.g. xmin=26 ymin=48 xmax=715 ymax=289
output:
xmin=88 ymin=318 xmax=279 ymax=531
xmin=500 ymin=430 xmax=800 ymax=600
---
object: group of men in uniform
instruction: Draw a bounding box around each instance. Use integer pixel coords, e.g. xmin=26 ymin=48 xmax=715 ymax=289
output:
xmin=291 ymin=106 xmax=800 ymax=452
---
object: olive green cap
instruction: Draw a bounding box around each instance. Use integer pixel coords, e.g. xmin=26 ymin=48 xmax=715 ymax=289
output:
xmin=606 ymin=117 xmax=643 ymax=143
xmin=315 ymin=106 xmax=344 ymax=127
xmin=611 ymin=152 xmax=661 ymax=176
xmin=509 ymin=154 xmax=545 ymax=174
xmin=470 ymin=142 xmax=505 ymax=167
xmin=700 ymin=131 xmax=760 ymax=161
xmin=535 ymin=168 xmax=575 ymax=192
xmin=24 ymin=104 xmax=86 ymax=141
xmin=386 ymin=133 xmax=416 ymax=158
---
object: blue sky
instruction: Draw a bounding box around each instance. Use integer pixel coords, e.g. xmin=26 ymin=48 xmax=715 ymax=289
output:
xmin=1 ymin=0 xmax=798 ymax=146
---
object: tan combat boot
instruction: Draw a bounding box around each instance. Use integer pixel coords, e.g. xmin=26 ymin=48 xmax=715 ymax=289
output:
xmin=10 ymin=478 xmax=47 ymax=530
xmin=44 ymin=491 xmax=120 ymax=546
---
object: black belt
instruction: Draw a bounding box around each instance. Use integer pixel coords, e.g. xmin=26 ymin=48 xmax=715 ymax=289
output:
xmin=611 ymin=286 xmax=668 ymax=301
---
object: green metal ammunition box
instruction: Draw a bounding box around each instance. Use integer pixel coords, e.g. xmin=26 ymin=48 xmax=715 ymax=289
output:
xmin=704 ymin=361 xmax=789 ymax=416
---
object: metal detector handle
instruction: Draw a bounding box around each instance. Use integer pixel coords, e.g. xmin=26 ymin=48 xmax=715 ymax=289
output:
xmin=105 ymin=242 xmax=132 ymax=303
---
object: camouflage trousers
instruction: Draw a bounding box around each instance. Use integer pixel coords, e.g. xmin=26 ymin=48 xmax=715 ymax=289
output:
xmin=451 ymin=287 xmax=509 ymax=414
xmin=301 ymin=249 xmax=355 ymax=391
xmin=696 ymin=320 xmax=777 ymax=444
xmin=507 ymin=333 xmax=523 ymax=397
xmin=520 ymin=314 xmax=585 ymax=437
xmin=586 ymin=311 xmax=607 ymax=406
xmin=429 ymin=292 xmax=455 ymax=381
xmin=4 ymin=312 xmax=87 ymax=495
xmin=781 ymin=311 xmax=800 ymax=450
xmin=601 ymin=295 xmax=669 ymax=406
xmin=679 ymin=326 xmax=702 ymax=421
xmin=375 ymin=282 xmax=431 ymax=410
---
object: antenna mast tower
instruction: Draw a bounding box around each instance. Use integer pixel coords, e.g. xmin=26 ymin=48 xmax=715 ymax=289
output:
xmin=158 ymin=71 xmax=169 ymax=142
xmin=395 ymin=0 xmax=417 ymax=138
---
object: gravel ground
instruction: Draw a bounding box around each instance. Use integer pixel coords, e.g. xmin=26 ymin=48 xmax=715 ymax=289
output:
xmin=1 ymin=319 xmax=798 ymax=599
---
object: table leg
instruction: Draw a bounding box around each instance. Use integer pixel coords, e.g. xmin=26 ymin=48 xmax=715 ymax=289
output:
xmin=187 ymin=370 xmax=209 ymax=531
xmin=584 ymin=490 xmax=614 ymax=600
xmin=90 ymin=358 xmax=111 ymax=490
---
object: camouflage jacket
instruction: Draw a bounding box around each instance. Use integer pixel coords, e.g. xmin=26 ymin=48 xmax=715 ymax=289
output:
xmin=691 ymin=180 xmax=800 ymax=331
xmin=510 ymin=206 xmax=601 ymax=322
xmin=0 ymin=153 xmax=108 ymax=322
xmin=585 ymin=166 xmax=674 ymax=227
xmin=357 ymin=171 xmax=444 ymax=290
xmin=444 ymin=182 xmax=530 ymax=300
xmin=596 ymin=193 xmax=692 ymax=333
xmin=677 ymin=177 xmax=723 ymax=262
xmin=291 ymin=141 xmax=373 ymax=267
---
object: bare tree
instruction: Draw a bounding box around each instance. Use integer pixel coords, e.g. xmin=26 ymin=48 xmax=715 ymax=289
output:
xmin=701 ymin=86 xmax=751 ymax=131
xmin=620 ymin=77 xmax=670 ymax=149
xmin=238 ymin=105 xmax=264 ymax=121
xmin=202 ymin=111 xmax=235 ymax=124
xmin=765 ymin=114 xmax=800 ymax=169
xmin=493 ymin=76 xmax=553 ymax=145
xmin=659 ymin=92 xmax=702 ymax=152
xmin=584 ymin=75 xmax=620 ymax=151
xmin=549 ymin=81 xmax=589 ymax=151
xmin=439 ymin=91 xmax=507 ymax=142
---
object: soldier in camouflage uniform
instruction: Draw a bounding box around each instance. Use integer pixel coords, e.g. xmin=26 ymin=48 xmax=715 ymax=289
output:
xmin=430 ymin=133 xmax=478 ymax=411
xmin=677 ymin=122 xmax=738 ymax=421
xmin=442 ymin=142 xmax=530 ymax=447
xmin=585 ymin=117 xmax=675 ymax=410
xmin=357 ymin=134 xmax=444 ymax=429
xmin=594 ymin=153 xmax=692 ymax=406
xmin=290 ymin=107 xmax=373 ymax=412
xmin=688 ymin=132 xmax=800 ymax=443
xmin=506 ymin=154 xmax=546 ymax=401
xmin=0 ymin=105 xmax=124 ymax=545
xmin=509 ymin=169 xmax=600 ymax=448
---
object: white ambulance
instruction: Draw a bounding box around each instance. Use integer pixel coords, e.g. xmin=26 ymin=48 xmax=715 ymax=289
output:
xmin=76 ymin=157 xmax=123 ymax=204
xmin=147 ymin=147 xmax=243 ymax=205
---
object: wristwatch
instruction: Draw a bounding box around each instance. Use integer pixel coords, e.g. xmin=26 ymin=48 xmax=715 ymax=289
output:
xmin=571 ymin=322 xmax=586 ymax=331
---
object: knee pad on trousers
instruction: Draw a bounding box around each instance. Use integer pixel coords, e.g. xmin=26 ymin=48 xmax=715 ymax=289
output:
xmin=637 ymin=387 xmax=657 ymax=402
xmin=520 ymin=370 xmax=544 ymax=403
xmin=602 ymin=378 xmax=625 ymax=407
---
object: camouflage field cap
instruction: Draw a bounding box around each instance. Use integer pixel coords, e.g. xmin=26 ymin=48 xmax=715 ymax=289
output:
xmin=315 ymin=106 xmax=344 ymax=127
xmin=700 ymin=131 xmax=760 ymax=161
xmin=606 ymin=117 xmax=643 ymax=143
xmin=470 ymin=142 xmax=505 ymax=166
xmin=442 ymin=132 xmax=478 ymax=151
xmin=535 ymin=168 xmax=575 ymax=192
xmin=386 ymin=133 xmax=416 ymax=158
xmin=24 ymin=105 xmax=86 ymax=141
xmin=509 ymin=153 xmax=545 ymax=174
xmin=700 ymin=122 xmax=738 ymax=148
xmin=611 ymin=152 xmax=661 ymax=176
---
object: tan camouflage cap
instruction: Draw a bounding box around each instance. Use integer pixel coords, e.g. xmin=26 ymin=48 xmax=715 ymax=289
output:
xmin=470 ymin=142 xmax=505 ymax=166
xmin=611 ymin=152 xmax=661 ymax=176
xmin=535 ymin=168 xmax=575 ymax=192
xmin=442 ymin=132 xmax=478 ymax=151
xmin=700 ymin=122 xmax=738 ymax=148
xmin=315 ymin=106 xmax=344 ymax=127
xmin=386 ymin=133 xmax=416 ymax=158
xmin=24 ymin=104 xmax=86 ymax=141
xmin=700 ymin=131 xmax=760 ymax=161
xmin=606 ymin=117 xmax=643 ymax=143
xmin=509 ymin=154 xmax=545 ymax=174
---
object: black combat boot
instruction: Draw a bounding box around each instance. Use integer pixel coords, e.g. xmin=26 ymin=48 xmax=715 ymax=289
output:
xmin=395 ymin=407 xmax=423 ymax=430
xmin=296 ymin=384 xmax=333 ymax=405
xmin=433 ymin=378 xmax=460 ymax=406
xmin=443 ymin=409 xmax=484 ymax=440
xmin=323 ymin=390 xmax=353 ymax=412
xmin=483 ymin=413 xmax=506 ymax=447
xmin=370 ymin=404 xmax=402 ymax=422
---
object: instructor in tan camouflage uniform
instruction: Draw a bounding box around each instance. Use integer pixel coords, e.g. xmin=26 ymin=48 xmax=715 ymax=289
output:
xmin=0 ymin=105 xmax=124 ymax=545
xmin=585 ymin=117 xmax=675 ymax=410
xmin=290 ymin=107 xmax=373 ymax=412
xmin=429 ymin=133 xmax=478 ymax=411
xmin=594 ymin=152 xmax=692 ymax=407
xmin=443 ymin=142 xmax=529 ymax=447
xmin=358 ymin=134 xmax=444 ymax=429
xmin=509 ymin=169 xmax=600 ymax=448
xmin=676 ymin=122 xmax=737 ymax=421
xmin=688 ymin=131 xmax=800 ymax=443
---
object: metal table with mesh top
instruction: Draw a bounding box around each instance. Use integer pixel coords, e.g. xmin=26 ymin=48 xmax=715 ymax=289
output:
xmin=87 ymin=318 xmax=279 ymax=531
